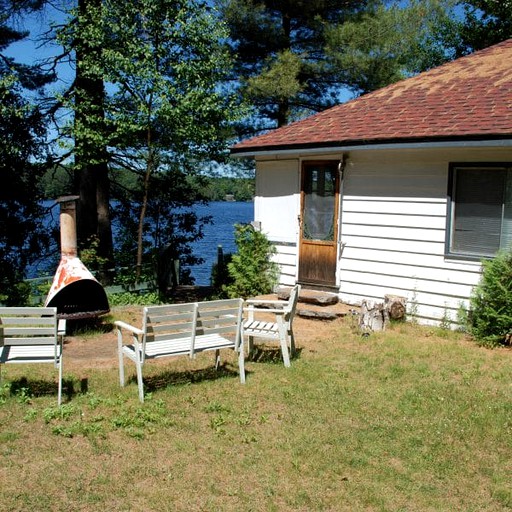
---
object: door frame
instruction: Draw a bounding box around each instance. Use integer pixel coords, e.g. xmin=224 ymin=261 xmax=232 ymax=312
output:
xmin=298 ymin=160 xmax=341 ymax=288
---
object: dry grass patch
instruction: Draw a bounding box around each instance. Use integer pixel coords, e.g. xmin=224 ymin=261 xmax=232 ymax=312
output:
xmin=0 ymin=311 xmax=511 ymax=511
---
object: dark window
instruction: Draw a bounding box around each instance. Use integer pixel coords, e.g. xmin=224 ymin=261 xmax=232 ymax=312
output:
xmin=447 ymin=164 xmax=512 ymax=258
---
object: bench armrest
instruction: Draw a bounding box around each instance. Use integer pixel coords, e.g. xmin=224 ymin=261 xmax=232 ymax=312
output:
xmin=114 ymin=320 xmax=144 ymax=336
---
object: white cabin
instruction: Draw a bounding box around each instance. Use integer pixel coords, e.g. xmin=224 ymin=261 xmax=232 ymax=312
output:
xmin=231 ymin=40 xmax=512 ymax=327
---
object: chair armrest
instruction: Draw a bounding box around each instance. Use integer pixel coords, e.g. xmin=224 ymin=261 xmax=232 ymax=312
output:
xmin=245 ymin=299 xmax=287 ymax=308
xmin=243 ymin=307 xmax=286 ymax=315
xmin=114 ymin=320 xmax=144 ymax=336
xmin=58 ymin=319 xmax=67 ymax=336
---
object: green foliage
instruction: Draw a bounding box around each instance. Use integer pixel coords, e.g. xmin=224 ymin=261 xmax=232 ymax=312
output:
xmin=0 ymin=74 xmax=52 ymax=303
xmin=39 ymin=165 xmax=74 ymax=198
xmin=51 ymin=0 xmax=246 ymax=284
xmin=107 ymin=291 xmax=161 ymax=307
xmin=200 ymin=177 xmax=254 ymax=202
xmin=0 ymin=6 xmax=54 ymax=298
xmin=218 ymin=0 xmax=464 ymax=130
xmin=102 ymin=0 xmax=244 ymax=282
xmin=325 ymin=0 xmax=457 ymax=95
xmin=80 ymin=236 xmax=109 ymax=273
xmin=456 ymin=301 xmax=469 ymax=332
xmin=96 ymin=0 xmax=243 ymax=156
xmin=112 ymin=164 xmax=211 ymax=291
xmin=439 ymin=304 xmax=452 ymax=331
xmin=245 ymin=49 xmax=305 ymax=103
xmin=219 ymin=0 xmax=370 ymax=128
xmin=453 ymin=0 xmax=512 ymax=55
xmin=210 ymin=252 xmax=234 ymax=297
xmin=223 ymin=224 xmax=278 ymax=299
xmin=468 ymin=250 xmax=512 ymax=346
xmin=407 ymin=286 xmax=419 ymax=323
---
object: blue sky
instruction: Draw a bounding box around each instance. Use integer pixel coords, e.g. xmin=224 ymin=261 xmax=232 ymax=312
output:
xmin=4 ymin=5 xmax=73 ymax=86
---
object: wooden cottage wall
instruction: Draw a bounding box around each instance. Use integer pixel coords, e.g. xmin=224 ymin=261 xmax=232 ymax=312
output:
xmin=338 ymin=146 xmax=510 ymax=326
xmin=255 ymin=159 xmax=301 ymax=286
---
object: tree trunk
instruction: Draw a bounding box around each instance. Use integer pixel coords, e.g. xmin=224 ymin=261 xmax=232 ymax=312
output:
xmin=96 ymin=164 xmax=114 ymax=283
xmin=359 ymin=300 xmax=388 ymax=333
xmin=74 ymin=0 xmax=114 ymax=283
xmin=276 ymin=8 xmax=291 ymax=127
xmin=384 ymin=295 xmax=407 ymax=320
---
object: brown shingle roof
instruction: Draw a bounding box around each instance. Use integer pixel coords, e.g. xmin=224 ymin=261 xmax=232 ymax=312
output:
xmin=231 ymin=39 xmax=512 ymax=154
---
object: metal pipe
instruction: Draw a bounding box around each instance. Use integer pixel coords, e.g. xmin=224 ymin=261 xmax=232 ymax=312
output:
xmin=56 ymin=195 xmax=80 ymax=258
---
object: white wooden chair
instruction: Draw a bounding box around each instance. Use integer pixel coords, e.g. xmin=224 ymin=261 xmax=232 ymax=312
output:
xmin=0 ymin=307 xmax=66 ymax=405
xmin=243 ymin=284 xmax=301 ymax=367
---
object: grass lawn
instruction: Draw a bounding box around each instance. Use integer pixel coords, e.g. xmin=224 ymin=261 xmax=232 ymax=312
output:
xmin=0 ymin=311 xmax=511 ymax=511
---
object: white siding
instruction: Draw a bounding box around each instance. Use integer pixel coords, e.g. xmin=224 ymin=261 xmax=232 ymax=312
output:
xmin=255 ymin=160 xmax=300 ymax=286
xmin=272 ymin=243 xmax=298 ymax=287
xmin=253 ymin=146 xmax=512 ymax=326
xmin=337 ymin=148 xmax=505 ymax=326
xmin=254 ymin=160 xmax=300 ymax=244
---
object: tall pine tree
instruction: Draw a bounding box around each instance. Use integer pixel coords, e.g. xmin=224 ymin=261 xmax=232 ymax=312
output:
xmin=324 ymin=0 xmax=457 ymax=96
xmin=217 ymin=0 xmax=369 ymax=130
xmin=0 ymin=0 xmax=55 ymax=303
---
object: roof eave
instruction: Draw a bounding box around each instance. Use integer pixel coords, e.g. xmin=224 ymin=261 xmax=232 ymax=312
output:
xmin=230 ymin=135 xmax=512 ymax=159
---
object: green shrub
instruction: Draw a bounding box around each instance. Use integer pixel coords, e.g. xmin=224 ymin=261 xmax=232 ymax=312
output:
xmin=223 ymin=224 xmax=279 ymax=299
xmin=107 ymin=291 xmax=161 ymax=307
xmin=468 ymin=250 xmax=512 ymax=346
xmin=210 ymin=251 xmax=233 ymax=298
xmin=1 ymin=281 xmax=31 ymax=306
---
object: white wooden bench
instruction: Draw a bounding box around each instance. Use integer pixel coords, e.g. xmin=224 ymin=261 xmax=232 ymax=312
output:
xmin=0 ymin=307 xmax=66 ymax=405
xmin=115 ymin=298 xmax=245 ymax=402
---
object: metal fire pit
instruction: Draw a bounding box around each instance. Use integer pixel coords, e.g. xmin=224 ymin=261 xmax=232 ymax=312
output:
xmin=45 ymin=196 xmax=110 ymax=320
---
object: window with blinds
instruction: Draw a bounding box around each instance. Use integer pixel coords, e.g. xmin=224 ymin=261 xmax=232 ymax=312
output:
xmin=447 ymin=164 xmax=512 ymax=258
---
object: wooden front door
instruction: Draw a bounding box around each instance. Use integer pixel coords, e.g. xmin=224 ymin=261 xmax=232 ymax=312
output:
xmin=298 ymin=161 xmax=340 ymax=286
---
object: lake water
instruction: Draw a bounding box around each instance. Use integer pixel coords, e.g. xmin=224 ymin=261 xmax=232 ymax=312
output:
xmin=184 ymin=201 xmax=254 ymax=285
xmin=30 ymin=201 xmax=254 ymax=285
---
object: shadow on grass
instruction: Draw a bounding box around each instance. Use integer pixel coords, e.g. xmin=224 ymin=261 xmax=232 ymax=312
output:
xmin=9 ymin=376 xmax=79 ymax=402
xmin=64 ymin=316 xmax=114 ymax=336
xmin=248 ymin=345 xmax=303 ymax=364
xmin=128 ymin=362 xmax=247 ymax=393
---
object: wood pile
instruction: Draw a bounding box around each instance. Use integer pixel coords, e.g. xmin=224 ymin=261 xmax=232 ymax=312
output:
xmin=359 ymin=295 xmax=407 ymax=334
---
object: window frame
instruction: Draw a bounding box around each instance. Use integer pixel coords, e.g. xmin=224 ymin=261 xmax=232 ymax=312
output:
xmin=446 ymin=162 xmax=512 ymax=260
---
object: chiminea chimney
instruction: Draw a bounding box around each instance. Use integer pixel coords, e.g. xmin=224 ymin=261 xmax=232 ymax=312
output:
xmin=45 ymin=196 xmax=110 ymax=319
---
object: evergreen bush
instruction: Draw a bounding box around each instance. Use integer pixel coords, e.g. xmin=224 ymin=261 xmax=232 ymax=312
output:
xmin=223 ymin=224 xmax=279 ymax=299
xmin=210 ymin=251 xmax=234 ymax=298
xmin=468 ymin=250 xmax=512 ymax=346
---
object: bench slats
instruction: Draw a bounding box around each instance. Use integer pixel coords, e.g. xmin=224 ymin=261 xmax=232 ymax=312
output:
xmin=2 ymin=336 xmax=57 ymax=346
xmin=194 ymin=334 xmax=236 ymax=352
xmin=2 ymin=328 xmax=56 ymax=335
xmin=146 ymin=331 xmax=195 ymax=343
xmin=122 ymin=336 xmax=191 ymax=360
xmin=0 ymin=344 xmax=62 ymax=363
xmin=147 ymin=312 xmax=196 ymax=324
xmin=243 ymin=320 xmax=279 ymax=336
xmin=0 ymin=316 xmax=56 ymax=326
xmin=147 ymin=320 xmax=196 ymax=333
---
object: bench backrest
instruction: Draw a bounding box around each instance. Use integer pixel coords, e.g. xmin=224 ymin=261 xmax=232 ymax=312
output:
xmin=0 ymin=307 xmax=60 ymax=362
xmin=143 ymin=302 xmax=197 ymax=343
xmin=196 ymin=298 xmax=243 ymax=345
xmin=141 ymin=299 xmax=243 ymax=356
